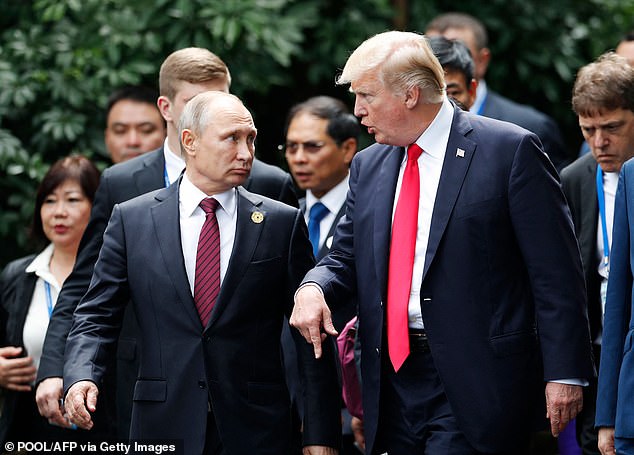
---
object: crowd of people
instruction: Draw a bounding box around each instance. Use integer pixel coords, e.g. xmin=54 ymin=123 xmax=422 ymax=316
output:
xmin=1 ymin=10 xmax=634 ymax=455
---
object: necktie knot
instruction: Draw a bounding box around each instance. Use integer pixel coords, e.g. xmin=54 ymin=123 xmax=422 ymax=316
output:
xmin=200 ymin=198 xmax=219 ymax=215
xmin=309 ymin=202 xmax=329 ymax=223
xmin=407 ymin=143 xmax=423 ymax=162
xmin=308 ymin=202 xmax=329 ymax=257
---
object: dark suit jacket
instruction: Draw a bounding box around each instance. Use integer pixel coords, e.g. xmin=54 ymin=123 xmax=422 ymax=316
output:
xmin=0 ymin=255 xmax=110 ymax=443
xmin=303 ymin=106 xmax=594 ymax=453
xmin=37 ymin=148 xmax=298 ymax=437
xmin=561 ymin=153 xmax=602 ymax=343
xmin=482 ymin=90 xmax=568 ymax=170
xmin=63 ymin=184 xmax=339 ymax=454
xmin=0 ymin=255 xmax=36 ymax=444
xmin=596 ymin=158 xmax=634 ymax=437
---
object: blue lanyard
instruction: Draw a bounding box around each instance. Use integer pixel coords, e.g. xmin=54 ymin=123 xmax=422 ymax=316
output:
xmin=475 ymin=92 xmax=488 ymax=116
xmin=596 ymin=165 xmax=610 ymax=269
xmin=164 ymin=165 xmax=170 ymax=188
xmin=44 ymin=281 xmax=54 ymax=318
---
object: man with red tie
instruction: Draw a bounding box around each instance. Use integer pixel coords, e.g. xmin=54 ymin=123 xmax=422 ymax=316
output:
xmin=291 ymin=31 xmax=594 ymax=454
xmin=62 ymin=91 xmax=340 ymax=455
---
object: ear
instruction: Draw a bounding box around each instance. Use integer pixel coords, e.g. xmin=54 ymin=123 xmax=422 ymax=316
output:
xmin=468 ymin=78 xmax=478 ymax=98
xmin=340 ymin=138 xmax=358 ymax=165
xmin=181 ymin=129 xmax=196 ymax=159
xmin=157 ymin=96 xmax=173 ymax=123
xmin=404 ymin=85 xmax=420 ymax=109
xmin=476 ymin=47 xmax=491 ymax=78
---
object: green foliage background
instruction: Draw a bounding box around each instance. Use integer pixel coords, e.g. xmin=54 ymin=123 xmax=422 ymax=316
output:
xmin=1 ymin=0 xmax=633 ymax=266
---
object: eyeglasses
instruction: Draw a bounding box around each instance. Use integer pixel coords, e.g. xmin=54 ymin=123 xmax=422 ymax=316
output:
xmin=279 ymin=141 xmax=326 ymax=155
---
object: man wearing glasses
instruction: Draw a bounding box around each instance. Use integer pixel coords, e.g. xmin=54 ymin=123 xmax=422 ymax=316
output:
xmin=282 ymin=96 xmax=360 ymax=453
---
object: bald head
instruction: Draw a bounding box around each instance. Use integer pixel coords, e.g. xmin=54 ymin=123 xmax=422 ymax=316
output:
xmin=179 ymin=91 xmax=257 ymax=194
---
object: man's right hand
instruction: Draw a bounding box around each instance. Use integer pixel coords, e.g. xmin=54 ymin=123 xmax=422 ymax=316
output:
xmin=290 ymin=284 xmax=338 ymax=359
xmin=598 ymin=427 xmax=616 ymax=455
xmin=36 ymin=377 xmax=74 ymax=428
xmin=0 ymin=346 xmax=36 ymax=391
xmin=65 ymin=380 xmax=99 ymax=430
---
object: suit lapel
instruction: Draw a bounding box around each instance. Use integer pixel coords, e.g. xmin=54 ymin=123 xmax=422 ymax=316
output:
xmin=374 ymin=146 xmax=403 ymax=298
xmin=579 ymin=158 xmax=599 ymax=269
xmin=151 ymin=179 xmax=201 ymax=328
xmin=206 ymin=187 xmax=264 ymax=331
xmin=422 ymin=109 xmax=476 ymax=280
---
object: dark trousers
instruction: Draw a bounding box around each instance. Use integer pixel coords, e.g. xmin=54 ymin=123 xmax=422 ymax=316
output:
xmin=576 ymin=344 xmax=601 ymax=455
xmin=203 ymin=411 xmax=224 ymax=455
xmin=374 ymin=349 xmax=529 ymax=455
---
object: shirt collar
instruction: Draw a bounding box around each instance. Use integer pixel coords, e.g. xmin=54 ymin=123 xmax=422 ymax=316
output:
xmin=409 ymin=96 xmax=454 ymax=161
xmin=25 ymin=244 xmax=60 ymax=288
xmin=305 ymin=173 xmax=349 ymax=214
xmin=470 ymin=79 xmax=488 ymax=114
xmin=164 ymin=138 xmax=186 ymax=184
xmin=179 ymin=173 xmax=237 ymax=219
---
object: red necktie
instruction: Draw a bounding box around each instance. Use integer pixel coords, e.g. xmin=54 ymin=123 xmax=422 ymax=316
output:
xmin=387 ymin=143 xmax=423 ymax=371
xmin=194 ymin=198 xmax=221 ymax=327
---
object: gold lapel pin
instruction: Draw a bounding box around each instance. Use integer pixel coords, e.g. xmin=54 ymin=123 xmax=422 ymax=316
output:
xmin=251 ymin=211 xmax=264 ymax=224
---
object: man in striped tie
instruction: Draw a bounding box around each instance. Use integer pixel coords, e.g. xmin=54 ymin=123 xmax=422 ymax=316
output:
xmin=62 ymin=91 xmax=340 ymax=455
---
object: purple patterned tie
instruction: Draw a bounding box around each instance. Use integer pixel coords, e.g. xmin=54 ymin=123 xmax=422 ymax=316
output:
xmin=194 ymin=198 xmax=220 ymax=327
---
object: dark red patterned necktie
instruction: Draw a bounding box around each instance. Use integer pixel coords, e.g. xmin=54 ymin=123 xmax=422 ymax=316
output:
xmin=194 ymin=198 xmax=220 ymax=327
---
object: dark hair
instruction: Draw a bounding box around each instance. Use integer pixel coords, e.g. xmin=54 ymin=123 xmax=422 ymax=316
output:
xmin=106 ymin=85 xmax=160 ymax=120
xmin=284 ymin=96 xmax=360 ymax=145
xmin=622 ymin=30 xmax=634 ymax=43
xmin=427 ymin=35 xmax=475 ymax=87
xmin=31 ymin=155 xmax=101 ymax=242
xmin=426 ymin=12 xmax=488 ymax=50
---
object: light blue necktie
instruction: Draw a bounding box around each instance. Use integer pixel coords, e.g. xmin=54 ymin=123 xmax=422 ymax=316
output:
xmin=308 ymin=202 xmax=329 ymax=257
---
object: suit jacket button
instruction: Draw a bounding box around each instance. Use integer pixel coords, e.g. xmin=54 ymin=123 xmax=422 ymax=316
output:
xmin=375 ymin=347 xmax=380 ymax=356
xmin=204 ymin=335 xmax=211 ymax=342
xmin=198 ymin=380 xmax=206 ymax=389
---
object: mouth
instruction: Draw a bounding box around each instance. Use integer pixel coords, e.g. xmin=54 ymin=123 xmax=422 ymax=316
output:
xmin=54 ymin=225 xmax=69 ymax=234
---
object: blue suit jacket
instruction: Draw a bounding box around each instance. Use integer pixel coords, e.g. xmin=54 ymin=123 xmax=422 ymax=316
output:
xmin=63 ymin=182 xmax=339 ymax=454
xmin=303 ymin=105 xmax=594 ymax=453
xmin=596 ymin=158 xmax=634 ymax=437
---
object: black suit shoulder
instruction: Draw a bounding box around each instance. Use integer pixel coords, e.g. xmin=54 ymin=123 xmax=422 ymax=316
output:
xmin=245 ymin=159 xmax=298 ymax=208
xmin=484 ymin=90 xmax=567 ymax=169
xmin=1 ymin=254 xmax=36 ymax=337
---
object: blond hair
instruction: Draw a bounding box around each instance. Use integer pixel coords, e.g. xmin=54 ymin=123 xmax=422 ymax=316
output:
xmin=159 ymin=47 xmax=231 ymax=100
xmin=337 ymin=31 xmax=445 ymax=103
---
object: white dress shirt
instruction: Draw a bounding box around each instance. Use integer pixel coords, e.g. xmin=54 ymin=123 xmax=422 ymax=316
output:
xmin=305 ymin=174 xmax=349 ymax=251
xmin=23 ymin=244 xmax=59 ymax=376
xmin=179 ymin=174 xmax=238 ymax=295
xmin=392 ymin=96 xmax=453 ymax=329
xmin=164 ymin=138 xmax=186 ymax=186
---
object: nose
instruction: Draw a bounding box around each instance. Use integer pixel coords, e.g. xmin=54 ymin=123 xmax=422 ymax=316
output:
xmin=53 ymin=201 xmax=68 ymax=217
xmin=353 ymin=96 xmax=366 ymax=117
xmin=592 ymin=130 xmax=608 ymax=149
xmin=290 ymin=146 xmax=308 ymax=163
xmin=126 ymin=129 xmax=141 ymax=147
xmin=237 ymin=140 xmax=253 ymax=162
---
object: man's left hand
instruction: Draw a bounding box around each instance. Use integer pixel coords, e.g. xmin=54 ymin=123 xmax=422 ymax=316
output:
xmin=545 ymin=382 xmax=583 ymax=437
xmin=303 ymin=446 xmax=338 ymax=455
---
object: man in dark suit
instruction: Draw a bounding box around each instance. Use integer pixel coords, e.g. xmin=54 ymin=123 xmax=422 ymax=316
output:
xmin=35 ymin=47 xmax=297 ymax=437
xmin=63 ymin=91 xmax=339 ymax=454
xmin=425 ymin=12 xmax=569 ymax=170
xmin=290 ymin=31 xmax=594 ymax=454
xmin=562 ymin=53 xmax=634 ymax=455
xmin=283 ymin=96 xmax=360 ymax=328
xmin=282 ymin=96 xmax=360 ymax=453
xmin=596 ymin=158 xmax=634 ymax=455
